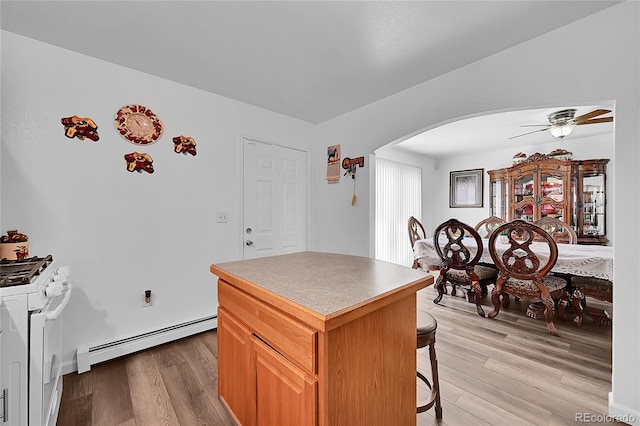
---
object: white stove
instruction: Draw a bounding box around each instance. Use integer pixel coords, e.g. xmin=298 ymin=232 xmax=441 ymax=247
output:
xmin=0 ymin=256 xmax=72 ymax=426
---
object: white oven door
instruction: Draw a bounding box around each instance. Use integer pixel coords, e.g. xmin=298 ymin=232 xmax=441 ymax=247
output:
xmin=29 ymin=281 xmax=72 ymax=426
xmin=0 ymin=318 xmax=3 ymax=424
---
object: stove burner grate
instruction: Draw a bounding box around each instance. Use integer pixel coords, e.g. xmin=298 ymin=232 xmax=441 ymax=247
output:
xmin=0 ymin=255 xmax=53 ymax=287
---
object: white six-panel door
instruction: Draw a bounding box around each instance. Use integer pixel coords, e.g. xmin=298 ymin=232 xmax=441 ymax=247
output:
xmin=243 ymin=138 xmax=308 ymax=259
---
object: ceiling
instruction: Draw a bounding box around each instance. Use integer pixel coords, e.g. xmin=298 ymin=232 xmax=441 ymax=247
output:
xmin=394 ymin=104 xmax=614 ymax=158
xmin=1 ymin=1 xmax=618 ymax=155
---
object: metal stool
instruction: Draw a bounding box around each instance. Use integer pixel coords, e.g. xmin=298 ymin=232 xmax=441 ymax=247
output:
xmin=417 ymin=311 xmax=443 ymax=418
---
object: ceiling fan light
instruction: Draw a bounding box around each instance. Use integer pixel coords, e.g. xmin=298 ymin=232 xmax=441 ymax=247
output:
xmin=549 ymin=123 xmax=574 ymax=139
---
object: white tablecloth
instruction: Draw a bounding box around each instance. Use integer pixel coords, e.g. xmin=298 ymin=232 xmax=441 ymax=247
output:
xmin=413 ymin=237 xmax=613 ymax=281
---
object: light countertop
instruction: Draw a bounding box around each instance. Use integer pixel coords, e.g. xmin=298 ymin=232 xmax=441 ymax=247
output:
xmin=210 ymin=251 xmax=433 ymax=317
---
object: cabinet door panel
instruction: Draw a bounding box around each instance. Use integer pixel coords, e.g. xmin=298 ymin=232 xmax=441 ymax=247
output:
xmin=513 ymin=172 xmax=535 ymax=220
xmin=218 ymin=308 xmax=254 ymax=426
xmin=253 ymin=336 xmax=317 ymax=426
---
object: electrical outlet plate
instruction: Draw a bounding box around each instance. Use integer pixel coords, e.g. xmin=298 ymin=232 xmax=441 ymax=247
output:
xmin=142 ymin=294 xmax=153 ymax=307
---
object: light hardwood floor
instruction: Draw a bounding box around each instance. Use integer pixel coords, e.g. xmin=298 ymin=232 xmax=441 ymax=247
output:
xmin=58 ymin=283 xmax=613 ymax=426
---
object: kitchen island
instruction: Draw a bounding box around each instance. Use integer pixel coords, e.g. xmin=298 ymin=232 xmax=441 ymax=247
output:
xmin=210 ymin=251 xmax=433 ymax=426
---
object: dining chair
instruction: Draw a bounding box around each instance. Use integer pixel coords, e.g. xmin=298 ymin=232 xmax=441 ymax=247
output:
xmin=487 ymin=220 xmax=568 ymax=336
xmin=432 ymin=218 xmax=498 ymax=317
xmin=408 ymin=216 xmax=426 ymax=269
xmin=408 ymin=216 xmax=440 ymax=270
xmin=568 ymin=276 xmax=613 ymax=326
xmin=474 ymin=216 xmax=507 ymax=239
xmin=534 ymin=217 xmax=578 ymax=244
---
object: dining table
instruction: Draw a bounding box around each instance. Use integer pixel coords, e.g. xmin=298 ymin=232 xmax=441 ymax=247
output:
xmin=413 ymin=237 xmax=613 ymax=281
xmin=414 ymin=236 xmax=614 ymax=325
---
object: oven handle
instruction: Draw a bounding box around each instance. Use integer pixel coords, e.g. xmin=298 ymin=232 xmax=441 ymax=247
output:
xmin=45 ymin=283 xmax=73 ymax=322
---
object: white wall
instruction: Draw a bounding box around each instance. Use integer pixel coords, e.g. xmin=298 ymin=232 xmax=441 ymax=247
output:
xmin=311 ymin=2 xmax=639 ymax=422
xmin=0 ymin=31 xmax=313 ymax=371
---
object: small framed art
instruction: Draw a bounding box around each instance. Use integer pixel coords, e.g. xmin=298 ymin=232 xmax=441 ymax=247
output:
xmin=450 ymin=168 xmax=483 ymax=208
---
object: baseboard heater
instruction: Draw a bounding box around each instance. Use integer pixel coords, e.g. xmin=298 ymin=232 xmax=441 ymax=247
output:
xmin=76 ymin=315 xmax=217 ymax=373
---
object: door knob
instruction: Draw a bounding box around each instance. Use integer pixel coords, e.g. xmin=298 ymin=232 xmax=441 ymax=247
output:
xmin=245 ymin=240 xmax=254 ymax=246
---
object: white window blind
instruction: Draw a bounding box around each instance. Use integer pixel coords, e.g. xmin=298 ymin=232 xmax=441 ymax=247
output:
xmin=375 ymin=157 xmax=422 ymax=267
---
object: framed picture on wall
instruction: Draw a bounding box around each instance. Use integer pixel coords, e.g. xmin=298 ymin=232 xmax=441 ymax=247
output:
xmin=450 ymin=168 xmax=483 ymax=208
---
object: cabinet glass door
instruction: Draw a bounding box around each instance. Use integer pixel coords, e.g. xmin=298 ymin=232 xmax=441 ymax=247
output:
xmin=539 ymin=173 xmax=565 ymax=222
xmin=513 ymin=173 xmax=534 ymax=221
xmin=582 ymin=174 xmax=606 ymax=237
xmin=490 ymin=178 xmax=504 ymax=218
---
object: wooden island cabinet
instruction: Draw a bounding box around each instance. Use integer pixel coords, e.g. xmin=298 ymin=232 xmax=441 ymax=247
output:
xmin=210 ymin=252 xmax=433 ymax=426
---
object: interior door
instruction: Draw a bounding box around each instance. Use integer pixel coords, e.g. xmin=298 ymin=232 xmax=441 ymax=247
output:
xmin=243 ymin=138 xmax=308 ymax=259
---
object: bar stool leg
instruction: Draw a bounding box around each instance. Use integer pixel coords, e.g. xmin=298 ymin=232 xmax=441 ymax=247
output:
xmin=416 ymin=330 xmax=443 ymax=418
xmin=429 ymin=335 xmax=443 ymax=418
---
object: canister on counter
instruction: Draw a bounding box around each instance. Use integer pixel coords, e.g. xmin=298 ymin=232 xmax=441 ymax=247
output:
xmin=1 ymin=229 xmax=29 ymax=260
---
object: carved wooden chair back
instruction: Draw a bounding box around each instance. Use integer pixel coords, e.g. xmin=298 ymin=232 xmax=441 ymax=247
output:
xmin=488 ymin=220 xmax=566 ymax=336
xmin=432 ymin=219 xmax=497 ymax=317
xmin=533 ymin=217 xmax=577 ymax=244
xmin=474 ymin=216 xmax=507 ymax=239
xmin=433 ymin=219 xmax=483 ymax=271
xmin=489 ymin=220 xmax=558 ymax=280
xmin=408 ymin=216 xmax=427 ymax=247
xmin=408 ymin=216 xmax=428 ymax=269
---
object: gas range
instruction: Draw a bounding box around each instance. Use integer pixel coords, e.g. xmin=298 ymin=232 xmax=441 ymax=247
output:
xmin=1 ymin=254 xmax=53 ymax=287
xmin=1 ymin=254 xmax=71 ymax=426
xmin=0 ymin=255 xmax=53 ymax=285
xmin=0 ymin=255 xmax=62 ymax=311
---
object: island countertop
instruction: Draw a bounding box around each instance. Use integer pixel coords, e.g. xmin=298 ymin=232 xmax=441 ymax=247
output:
xmin=210 ymin=251 xmax=433 ymax=325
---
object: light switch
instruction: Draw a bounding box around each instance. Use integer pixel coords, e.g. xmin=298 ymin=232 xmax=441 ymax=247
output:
xmin=217 ymin=212 xmax=229 ymax=223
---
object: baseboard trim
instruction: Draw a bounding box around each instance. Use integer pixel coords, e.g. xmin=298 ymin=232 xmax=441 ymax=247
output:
xmin=74 ymin=316 xmax=217 ymax=374
xmin=608 ymin=392 xmax=639 ymax=425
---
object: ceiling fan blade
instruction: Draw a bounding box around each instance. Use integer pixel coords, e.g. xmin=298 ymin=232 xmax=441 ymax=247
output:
xmin=574 ymin=109 xmax=612 ymax=124
xmin=519 ymin=124 xmax=551 ymax=128
xmin=576 ymin=117 xmax=614 ymax=125
xmin=509 ymin=128 xmax=548 ymax=140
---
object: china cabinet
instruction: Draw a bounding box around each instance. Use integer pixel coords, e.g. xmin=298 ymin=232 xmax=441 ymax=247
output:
xmin=571 ymin=159 xmax=609 ymax=245
xmin=488 ymin=154 xmax=609 ymax=245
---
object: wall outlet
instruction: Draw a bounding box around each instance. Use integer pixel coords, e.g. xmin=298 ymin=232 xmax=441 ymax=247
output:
xmin=217 ymin=212 xmax=229 ymax=223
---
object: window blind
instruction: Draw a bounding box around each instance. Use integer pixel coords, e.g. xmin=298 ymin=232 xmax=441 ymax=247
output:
xmin=375 ymin=157 xmax=422 ymax=267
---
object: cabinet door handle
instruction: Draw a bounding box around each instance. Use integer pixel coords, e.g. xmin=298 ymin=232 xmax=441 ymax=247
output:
xmin=245 ymin=240 xmax=254 ymax=246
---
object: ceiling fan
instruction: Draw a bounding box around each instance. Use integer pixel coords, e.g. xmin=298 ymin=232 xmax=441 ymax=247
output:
xmin=509 ymin=108 xmax=613 ymax=140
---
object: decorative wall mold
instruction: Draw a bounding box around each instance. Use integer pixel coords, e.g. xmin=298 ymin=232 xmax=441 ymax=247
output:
xmin=124 ymin=152 xmax=155 ymax=174
xmin=61 ymin=115 xmax=100 ymax=141
xmin=172 ymin=135 xmax=197 ymax=156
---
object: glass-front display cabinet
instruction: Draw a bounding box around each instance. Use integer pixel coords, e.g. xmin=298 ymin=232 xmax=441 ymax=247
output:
xmin=509 ymin=155 xmax=571 ymax=223
xmin=488 ymin=154 xmax=610 ymax=245
xmin=488 ymin=169 xmax=506 ymax=219
xmin=571 ymin=159 xmax=609 ymax=245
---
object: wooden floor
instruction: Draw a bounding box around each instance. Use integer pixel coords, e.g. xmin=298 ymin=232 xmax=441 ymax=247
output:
xmin=58 ymin=283 xmax=613 ymax=426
